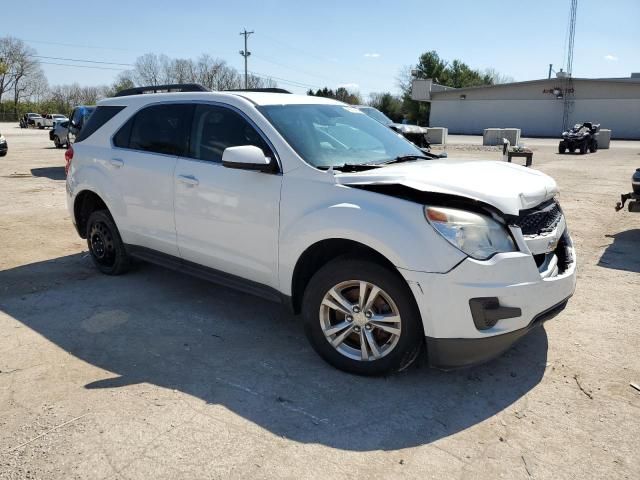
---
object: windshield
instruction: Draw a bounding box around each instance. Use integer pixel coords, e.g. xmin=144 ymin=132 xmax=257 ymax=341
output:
xmin=53 ymin=114 xmax=66 ymax=119
xmin=357 ymin=106 xmax=394 ymax=126
xmin=258 ymin=104 xmax=422 ymax=168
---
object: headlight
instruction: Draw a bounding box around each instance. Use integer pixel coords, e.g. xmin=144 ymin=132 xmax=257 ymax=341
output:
xmin=425 ymin=206 xmax=516 ymax=260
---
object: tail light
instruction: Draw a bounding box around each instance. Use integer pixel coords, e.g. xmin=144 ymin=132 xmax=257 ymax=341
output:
xmin=64 ymin=146 xmax=74 ymax=176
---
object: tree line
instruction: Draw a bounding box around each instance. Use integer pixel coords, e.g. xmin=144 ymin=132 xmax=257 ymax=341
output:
xmin=0 ymin=36 xmax=277 ymax=120
xmin=1 ymin=35 xmax=512 ymax=127
xmin=308 ymin=51 xmax=513 ymax=125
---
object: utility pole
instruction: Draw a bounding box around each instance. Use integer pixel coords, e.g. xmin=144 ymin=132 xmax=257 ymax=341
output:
xmin=548 ymin=63 xmax=553 ymax=79
xmin=562 ymin=0 xmax=578 ymax=131
xmin=239 ymin=29 xmax=254 ymax=89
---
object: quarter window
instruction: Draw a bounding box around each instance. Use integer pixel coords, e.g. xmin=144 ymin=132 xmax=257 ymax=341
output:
xmin=189 ymin=104 xmax=272 ymax=163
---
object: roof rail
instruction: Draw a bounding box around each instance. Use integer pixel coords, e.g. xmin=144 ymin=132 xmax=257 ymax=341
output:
xmin=114 ymin=83 xmax=210 ymax=97
xmin=224 ymin=88 xmax=292 ymax=94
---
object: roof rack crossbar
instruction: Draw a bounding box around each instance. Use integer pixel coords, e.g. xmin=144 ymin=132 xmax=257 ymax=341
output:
xmin=223 ymin=88 xmax=291 ymax=94
xmin=114 ymin=83 xmax=210 ymax=97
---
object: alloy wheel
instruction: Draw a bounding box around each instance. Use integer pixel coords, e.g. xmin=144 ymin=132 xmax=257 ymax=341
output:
xmin=319 ymin=280 xmax=402 ymax=361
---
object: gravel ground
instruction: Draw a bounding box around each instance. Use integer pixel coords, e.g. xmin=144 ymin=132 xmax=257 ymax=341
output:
xmin=0 ymin=123 xmax=639 ymax=479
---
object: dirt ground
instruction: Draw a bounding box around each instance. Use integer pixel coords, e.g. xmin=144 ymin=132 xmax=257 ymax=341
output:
xmin=0 ymin=123 xmax=639 ymax=479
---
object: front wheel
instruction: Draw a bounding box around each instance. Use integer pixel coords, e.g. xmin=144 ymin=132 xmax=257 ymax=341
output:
xmin=53 ymin=136 xmax=62 ymax=148
xmin=558 ymin=141 xmax=566 ymax=154
xmin=86 ymin=210 xmax=131 ymax=275
xmin=302 ymin=258 xmax=423 ymax=376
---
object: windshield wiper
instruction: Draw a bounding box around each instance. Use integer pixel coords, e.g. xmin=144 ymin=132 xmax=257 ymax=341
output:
xmin=380 ymin=154 xmax=432 ymax=165
xmin=316 ymin=163 xmax=384 ymax=172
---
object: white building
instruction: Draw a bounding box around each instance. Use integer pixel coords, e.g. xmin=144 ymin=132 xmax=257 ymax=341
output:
xmin=412 ymin=75 xmax=640 ymax=139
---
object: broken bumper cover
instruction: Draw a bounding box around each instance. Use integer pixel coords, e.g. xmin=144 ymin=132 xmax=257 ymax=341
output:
xmin=399 ymin=244 xmax=576 ymax=369
xmin=425 ymin=298 xmax=569 ymax=369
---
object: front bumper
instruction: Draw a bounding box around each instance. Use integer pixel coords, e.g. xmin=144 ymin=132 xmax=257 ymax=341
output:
xmin=399 ymin=234 xmax=576 ymax=369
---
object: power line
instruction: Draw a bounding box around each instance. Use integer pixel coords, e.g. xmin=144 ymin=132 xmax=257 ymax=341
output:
xmin=30 ymin=55 xmax=133 ymax=67
xmin=248 ymin=70 xmax=321 ymax=90
xmin=38 ymin=61 xmax=125 ymax=71
xmin=23 ymin=38 xmax=130 ymax=52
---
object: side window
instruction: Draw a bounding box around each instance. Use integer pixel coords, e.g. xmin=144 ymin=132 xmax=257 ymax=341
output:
xmin=189 ymin=104 xmax=272 ymax=163
xmin=126 ymin=104 xmax=194 ymax=156
xmin=113 ymin=116 xmax=133 ymax=148
xmin=75 ymin=106 xmax=125 ymax=143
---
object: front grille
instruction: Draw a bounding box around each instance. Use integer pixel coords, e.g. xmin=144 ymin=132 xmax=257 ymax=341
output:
xmin=516 ymin=200 xmax=562 ymax=235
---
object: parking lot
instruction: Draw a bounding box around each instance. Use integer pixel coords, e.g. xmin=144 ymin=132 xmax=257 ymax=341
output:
xmin=0 ymin=123 xmax=638 ymax=479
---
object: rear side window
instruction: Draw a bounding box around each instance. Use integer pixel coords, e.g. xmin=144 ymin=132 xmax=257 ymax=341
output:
xmin=117 ymin=103 xmax=193 ymax=156
xmin=75 ymin=106 xmax=125 ymax=143
xmin=189 ymin=104 xmax=272 ymax=162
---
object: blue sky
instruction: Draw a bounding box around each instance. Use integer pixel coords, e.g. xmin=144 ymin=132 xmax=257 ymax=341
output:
xmin=5 ymin=0 xmax=640 ymax=96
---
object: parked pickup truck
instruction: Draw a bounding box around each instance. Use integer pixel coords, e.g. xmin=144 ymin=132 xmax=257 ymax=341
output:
xmin=35 ymin=114 xmax=68 ymax=129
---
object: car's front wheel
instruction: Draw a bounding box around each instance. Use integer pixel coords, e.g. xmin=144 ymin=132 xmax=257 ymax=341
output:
xmin=86 ymin=210 xmax=131 ymax=275
xmin=302 ymin=258 xmax=423 ymax=376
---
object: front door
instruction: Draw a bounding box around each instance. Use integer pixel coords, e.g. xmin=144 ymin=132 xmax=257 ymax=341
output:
xmin=174 ymin=104 xmax=282 ymax=288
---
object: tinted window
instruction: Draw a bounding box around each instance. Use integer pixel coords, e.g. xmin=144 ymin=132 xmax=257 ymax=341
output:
xmin=113 ymin=117 xmax=133 ymax=148
xmin=189 ymin=104 xmax=272 ymax=163
xmin=126 ymin=104 xmax=193 ymax=156
xmin=75 ymin=106 xmax=125 ymax=143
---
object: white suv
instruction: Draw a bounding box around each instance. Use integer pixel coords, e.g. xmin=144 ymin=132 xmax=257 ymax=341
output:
xmin=66 ymin=85 xmax=577 ymax=375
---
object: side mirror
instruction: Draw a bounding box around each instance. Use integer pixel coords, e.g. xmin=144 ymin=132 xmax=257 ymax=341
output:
xmin=222 ymin=145 xmax=272 ymax=172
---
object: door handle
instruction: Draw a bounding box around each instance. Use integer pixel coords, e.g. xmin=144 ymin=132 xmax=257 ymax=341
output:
xmin=109 ymin=158 xmax=124 ymax=168
xmin=178 ymin=174 xmax=199 ymax=186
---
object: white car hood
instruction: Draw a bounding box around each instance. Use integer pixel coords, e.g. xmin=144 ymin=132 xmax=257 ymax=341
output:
xmin=391 ymin=123 xmax=427 ymax=135
xmin=334 ymin=159 xmax=557 ymax=215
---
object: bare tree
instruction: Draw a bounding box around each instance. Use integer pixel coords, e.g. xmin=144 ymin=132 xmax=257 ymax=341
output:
xmin=10 ymin=42 xmax=41 ymax=114
xmin=133 ymin=53 xmax=170 ymax=86
xmin=482 ymin=68 xmax=515 ymax=84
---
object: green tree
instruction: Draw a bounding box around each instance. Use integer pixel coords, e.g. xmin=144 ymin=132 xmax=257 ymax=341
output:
xmin=399 ymin=50 xmax=498 ymax=124
xmin=368 ymin=92 xmax=403 ymax=122
xmin=308 ymin=86 xmax=361 ymax=105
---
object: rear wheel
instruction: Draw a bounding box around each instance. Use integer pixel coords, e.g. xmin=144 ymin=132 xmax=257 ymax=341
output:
xmin=302 ymin=258 xmax=423 ymax=376
xmin=579 ymin=143 xmax=587 ymax=154
xmin=86 ymin=210 xmax=131 ymax=275
xmin=568 ymin=145 xmax=576 ymax=153
xmin=590 ymin=140 xmax=598 ymax=153
xmin=53 ymin=136 xmax=62 ymax=148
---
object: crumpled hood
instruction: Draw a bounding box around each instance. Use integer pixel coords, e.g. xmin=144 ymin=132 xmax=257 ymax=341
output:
xmin=391 ymin=123 xmax=427 ymax=135
xmin=334 ymin=159 xmax=558 ymax=215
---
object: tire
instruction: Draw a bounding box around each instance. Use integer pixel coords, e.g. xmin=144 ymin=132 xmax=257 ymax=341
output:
xmin=590 ymin=140 xmax=598 ymax=153
xmin=579 ymin=143 xmax=587 ymax=154
xmin=53 ymin=136 xmax=62 ymax=148
xmin=38 ymin=125 xmax=44 ymax=129
xmin=302 ymin=257 xmax=423 ymax=376
xmin=558 ymin=141 xmax=566 ymax=154
xmin=568 ymin=146 xmax=576 ymax=153
xmin=86 ymin=210 xmax=131 ymax=275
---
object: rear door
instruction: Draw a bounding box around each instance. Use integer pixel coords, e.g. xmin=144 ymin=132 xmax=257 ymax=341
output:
xmin=174 ymin=103 xmax=282 ymax=288
xmin=109 ymin=103 xmax=194 ymax=257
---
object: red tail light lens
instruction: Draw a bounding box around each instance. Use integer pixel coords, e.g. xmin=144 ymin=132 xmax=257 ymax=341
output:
xmin=64 ymin=147 xmax=74 ymax=175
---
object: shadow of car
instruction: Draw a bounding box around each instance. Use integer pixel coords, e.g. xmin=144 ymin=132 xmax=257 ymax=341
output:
xmin=0 ymin=254 xmax=549 ymax=451
xmin=598 ymin=230 xmax=640 ymax=273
